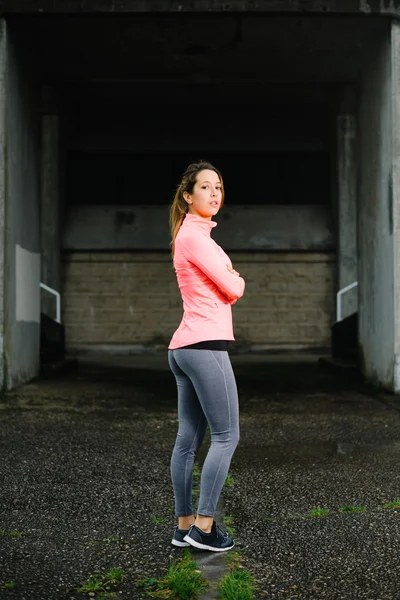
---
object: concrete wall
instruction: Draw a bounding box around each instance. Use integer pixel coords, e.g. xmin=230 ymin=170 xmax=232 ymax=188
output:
xmin=2 ymin=24 xmax=41 ymax=388
xmin=0 ymin=20 xmax=6 ymax=386
xmin=63 ymin=205 xmax=335 ymax=252
xmin=62 ymin=251 xmax=335 ymax=353
xmin=358 ymin=20 xmax=396 ymax=389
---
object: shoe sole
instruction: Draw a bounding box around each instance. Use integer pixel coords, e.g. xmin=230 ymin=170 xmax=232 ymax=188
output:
xmin=171 ymin=539 xmax=190 ymax=547
xmin=183 ymin=535 xmax=234 ymax=552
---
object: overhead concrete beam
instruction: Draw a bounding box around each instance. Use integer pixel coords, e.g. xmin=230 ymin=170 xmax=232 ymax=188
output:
xmin=1 ymin=0 xmax=400 ymax=17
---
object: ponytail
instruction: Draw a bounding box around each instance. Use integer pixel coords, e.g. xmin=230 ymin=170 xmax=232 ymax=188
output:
xmin=169 ymin=184 xmax=188 ymax=255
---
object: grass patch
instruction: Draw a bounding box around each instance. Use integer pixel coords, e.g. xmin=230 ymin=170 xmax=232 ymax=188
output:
xmin=77 ymin=568 xmax=125 ymax=594
xmin=224 ymin=551 xmax=242 ymax=570
xmin=383 ymin=498 xmax=400 ymax=509
xmin=152 ymin=515 xmax=167 ymax=525
xmin=308 ymin=507 xmax=329 ymax=518
xmin=225 ymin=473 xmax=234 ymax=487
xmin=222 ymin=516 xmax=236 ymax=538
xmin=217 ymin=569 xmax=256 ymax=600
xmin=192 ymin=462 xmax=201 ymax=478
xmin=223 ymin=515 xmax=234 ymax=526
xmin=1 ymin=581 xmax=16 ymax=589
xmin=136 ymin=552 xmax=207 ymax=599
xmin=0 ymin=529 xmax=23 ymax=537
xmin=218 ymin=552 xmax=256 ymax=600
xmin=339 ymin=505 xmax=366 ymax=513
xmin=192 ymin=461 xmax=201 ymax=507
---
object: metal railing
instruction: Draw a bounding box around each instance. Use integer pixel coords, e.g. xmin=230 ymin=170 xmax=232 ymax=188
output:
xmin=40 ymin=283 xmax=61 ymax=324
xmin=336 ymin=281 xmax=358 ymax=322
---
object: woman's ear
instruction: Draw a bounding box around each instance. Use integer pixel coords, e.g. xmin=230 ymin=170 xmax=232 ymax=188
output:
xmin=183 ymin=192 xmax=192 ymax=205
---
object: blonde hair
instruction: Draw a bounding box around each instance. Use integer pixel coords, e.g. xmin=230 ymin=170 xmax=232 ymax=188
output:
xmin=169 ymin=160 xmax=224 ymax=255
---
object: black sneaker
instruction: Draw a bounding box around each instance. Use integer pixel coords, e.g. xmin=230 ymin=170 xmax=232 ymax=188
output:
xmin=171 ymin=526 xmax=190 ymax=547
xmin=183 ymin=521 xmax=234 ymax=552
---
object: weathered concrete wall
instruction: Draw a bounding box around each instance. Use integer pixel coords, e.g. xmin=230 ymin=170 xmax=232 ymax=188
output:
xmin=358 ymin=20 xmax=396 ymax=390
xmin=63 ymin=205 xmax=335 ymax=252
xmin=3 ymin=24 xmax=40 ymax=388
xmin=62 ymin=252 xmax=335 ymax=353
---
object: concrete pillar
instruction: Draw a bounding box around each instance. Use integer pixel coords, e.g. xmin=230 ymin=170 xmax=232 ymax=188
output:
xmin=0 ymin=19 xmax=6 ymax=390
xmin=2 ymin=23 xmax=41 ymax=389
xmin=337 ymin=113 xmax=357 ymax=319
xmin=358 ymin=21 xmax=400 ymax=391
xmin=391 ymin=22 xmax=400 ymax=392
xmin=41 ymin=86 xmax=60 ymax=320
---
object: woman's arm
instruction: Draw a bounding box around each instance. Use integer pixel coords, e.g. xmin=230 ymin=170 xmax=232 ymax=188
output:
xmin=180 ymin=233 xmax=245 ymax=301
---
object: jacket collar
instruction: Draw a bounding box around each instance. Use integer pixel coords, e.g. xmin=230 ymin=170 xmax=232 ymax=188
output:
xmin=183 ymin=213 xmax=217 ymax=233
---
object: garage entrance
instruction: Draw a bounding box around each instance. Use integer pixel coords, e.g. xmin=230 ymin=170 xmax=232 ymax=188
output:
xmin=3 ymin=5 xmax=399 ymax=389
xmin=27 ymin=13 xmax=358 ymax=353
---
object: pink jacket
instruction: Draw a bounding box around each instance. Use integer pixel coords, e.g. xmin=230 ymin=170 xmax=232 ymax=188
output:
xmin=169 ymin=213 xmax=245 ymax=349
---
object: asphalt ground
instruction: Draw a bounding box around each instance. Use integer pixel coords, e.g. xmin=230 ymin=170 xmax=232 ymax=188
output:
xmin=1 ymin=353 xmax=400 ymax=599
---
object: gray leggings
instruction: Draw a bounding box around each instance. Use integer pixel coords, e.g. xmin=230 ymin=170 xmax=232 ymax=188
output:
xmin=168 ymin=349 xmax=239 ymax=517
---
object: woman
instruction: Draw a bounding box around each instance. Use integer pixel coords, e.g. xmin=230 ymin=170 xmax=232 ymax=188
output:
xmin=168 ymin=160 xmax=245 ymax=552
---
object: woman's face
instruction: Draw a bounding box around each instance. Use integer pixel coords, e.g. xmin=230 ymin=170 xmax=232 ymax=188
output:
xmin=184 ymin=169 xmax=223 ymax=219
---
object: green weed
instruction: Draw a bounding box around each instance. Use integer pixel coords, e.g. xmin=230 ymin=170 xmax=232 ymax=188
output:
xmin=192 ymin=462 xmax=201 ymax=478
xmin=152 ymin=515 xmax=167 ymax=525
xmin=218 ymin=553 xmax=256 ymax=600
xmin=192 ymin=462 xmax=201 ymax=507
xmin=224 ymin=525 xmax=236 ymax=538
xmin=339 ymin=505 xmax=366 ymax=513
xmin=1 ymin=581 xmax=16 ymax=589
xmin=136 ymin=552 xmax=207 ymax=599
xmin=308 ymin=507 xmax=329 ymax=518
xmin=0 ymin=529 xmax=23 ymax=537
xmin=224 ymin=551 xmax=242 ymax=570
xmin=223 ymin=515 xmax=236 ymax=538
xmin=77 ymin=568 xmax=124 ymax=594
xmin=225 ymin=473 xmax=234 ymax=487
xmin=383 ymin=498 xmax=400 ymax=509
xmin=217 ymin=569 xmax=256 ymax=600
xmin=102 ymin=536 xmax=121 ymax=543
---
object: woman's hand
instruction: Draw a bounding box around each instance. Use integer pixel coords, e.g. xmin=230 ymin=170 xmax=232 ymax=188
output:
xmin=227 ymin=265 xmax=240 ymax=277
